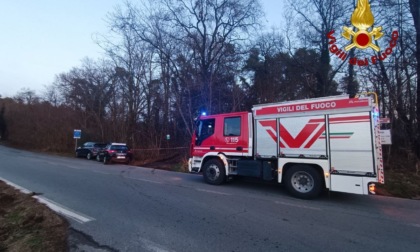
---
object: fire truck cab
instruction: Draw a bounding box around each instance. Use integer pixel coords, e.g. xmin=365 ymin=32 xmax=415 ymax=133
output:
xmin=189 ymin=95 xmax=384 ymax=199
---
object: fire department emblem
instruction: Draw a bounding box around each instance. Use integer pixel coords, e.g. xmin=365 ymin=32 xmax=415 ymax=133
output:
xmin=342 ymin=0 xmax=383 ymax=51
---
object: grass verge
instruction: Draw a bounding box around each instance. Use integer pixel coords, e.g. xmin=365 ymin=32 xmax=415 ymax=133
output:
xmin=0 ymin=181 xmax=69 ymax=252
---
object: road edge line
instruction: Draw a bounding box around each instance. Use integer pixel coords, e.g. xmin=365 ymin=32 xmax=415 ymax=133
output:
xmin=0 ymin=177 xmax=95 ymax=224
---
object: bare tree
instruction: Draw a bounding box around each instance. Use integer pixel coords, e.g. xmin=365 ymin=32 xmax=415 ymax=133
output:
xmin=54 ymin=59 xmax=115 ymax=141
xmin=14 ymin=88 xmax=40 ymax=105
xmin=0 ymin=103 xmax=7 ymax=140
xmin=408 ymin=0 xmax=420 ymax=156
xmin=287 ymin=0 xmax=352 ymax=97
xmin=108 ymin=0 xmax=263 ymax=139
xmin=104 ymin=4 xmax=175 ymax=147
xmin=155 ymin=0 xmax=262 ymax=112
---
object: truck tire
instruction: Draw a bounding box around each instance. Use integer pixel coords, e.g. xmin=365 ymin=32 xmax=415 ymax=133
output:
xmin=285 ymin=165 xmax=322 ymax=199
xmin=203 ymin=159 xmax=226 ymax=185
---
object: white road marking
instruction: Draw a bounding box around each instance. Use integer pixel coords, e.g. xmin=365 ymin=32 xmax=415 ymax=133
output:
xmin=1 ymin=177 xmax=95 ymax=224
xmin=195 ymin=188 xmax=232 ymax=196
xmin=33 ymin=196 xmax=94 ymax=224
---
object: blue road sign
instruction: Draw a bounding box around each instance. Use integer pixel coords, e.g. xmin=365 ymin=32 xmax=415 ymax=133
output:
xmin=74 ymin=129 xmax=81 ymax=139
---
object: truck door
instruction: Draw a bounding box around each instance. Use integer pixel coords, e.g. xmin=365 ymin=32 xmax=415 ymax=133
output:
xmin=222 ymin=115 xmax=249 ymax=156
xmin=329 ymin=112 xmax=375 ymax=175
xmin=329 ymin=112 xmax=375 ymax=194
xmin=255 ymin=119 xmax=277 ymax=158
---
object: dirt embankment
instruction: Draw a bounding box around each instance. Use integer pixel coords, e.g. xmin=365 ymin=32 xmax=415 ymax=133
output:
xmin=0 ymin=181 xmax=68 ymax=251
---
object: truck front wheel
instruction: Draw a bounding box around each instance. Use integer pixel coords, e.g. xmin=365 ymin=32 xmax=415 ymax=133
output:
xmin=285 ymin=165 xmax=322 ymax=199
xmin=203 ymin=159 xmax=226 ymax=185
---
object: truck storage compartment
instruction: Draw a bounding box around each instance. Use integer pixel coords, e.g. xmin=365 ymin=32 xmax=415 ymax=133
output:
xmin=236 ymin=160 xmax=275 ymax=180
xmin=237 ymin=160 xmax=261 ymax=177
xmin=330 ymin=174 xmax=364 ymax=194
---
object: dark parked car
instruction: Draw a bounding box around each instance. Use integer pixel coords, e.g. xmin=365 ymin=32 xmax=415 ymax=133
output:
xmin=75 ymin=142 xmax=107 ymax=160
xmin=96 ymin=143 xmax=132 ymax=165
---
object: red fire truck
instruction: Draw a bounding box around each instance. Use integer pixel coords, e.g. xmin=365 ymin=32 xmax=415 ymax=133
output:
xmin=188 ymin=94 xmax=384 ymax=199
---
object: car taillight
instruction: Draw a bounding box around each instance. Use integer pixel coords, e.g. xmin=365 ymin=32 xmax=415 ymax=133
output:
xmin=108 ymin=150 xmax=116 ymax=154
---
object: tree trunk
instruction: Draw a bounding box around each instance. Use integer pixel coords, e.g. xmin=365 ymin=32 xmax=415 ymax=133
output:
xmin=409 ymin=0 xmax=420 ymax=157
xmin=347 ymin=48 xmax=356 ymax=98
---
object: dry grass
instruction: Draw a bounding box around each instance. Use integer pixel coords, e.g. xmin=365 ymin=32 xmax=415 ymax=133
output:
xmin=377 ymin=170 xmax=420 ymax=199
xmin=0 ymin=181 xmax=69 ymax=252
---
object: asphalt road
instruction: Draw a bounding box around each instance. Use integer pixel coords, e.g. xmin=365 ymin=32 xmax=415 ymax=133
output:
xmin=0 ymin=145 xmax=419 ymax=252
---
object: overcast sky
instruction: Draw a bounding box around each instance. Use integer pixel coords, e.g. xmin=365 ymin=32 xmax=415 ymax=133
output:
xmin=0 ymin=0 xmax=285 ymax=98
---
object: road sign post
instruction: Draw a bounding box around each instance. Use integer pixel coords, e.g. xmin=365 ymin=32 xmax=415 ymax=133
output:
xmin=74 ymin=129 xmax=81 ymax=150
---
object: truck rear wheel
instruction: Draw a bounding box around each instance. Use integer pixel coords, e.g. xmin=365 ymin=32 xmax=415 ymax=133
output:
xmin=203 ymin=159 xmax=226 ymax=185
xmin=285 ymin=165 xmax=322 ymax=199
